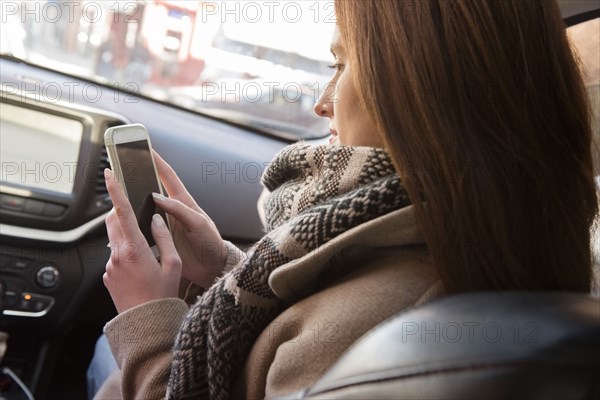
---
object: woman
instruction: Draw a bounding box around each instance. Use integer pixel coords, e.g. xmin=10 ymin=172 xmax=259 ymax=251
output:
xmin=335 ymin=0 xmax=597 ymax=293
xmin=94 ymin=0 xmax=597 ymax=399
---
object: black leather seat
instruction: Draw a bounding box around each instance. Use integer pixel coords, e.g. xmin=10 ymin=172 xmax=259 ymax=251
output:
xmin=278 ymin=292 xmax=600 ymax=399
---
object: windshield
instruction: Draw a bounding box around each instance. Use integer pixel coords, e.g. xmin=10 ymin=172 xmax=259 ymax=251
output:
xmin=1 ymin=1 xmax=336 ymax=139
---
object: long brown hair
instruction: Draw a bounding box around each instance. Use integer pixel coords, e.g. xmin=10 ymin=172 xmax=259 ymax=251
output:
xmin=335 ymin=0 xmax=598 ymax=292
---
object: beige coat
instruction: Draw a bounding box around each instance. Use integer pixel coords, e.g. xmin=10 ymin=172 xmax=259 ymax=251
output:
xmin=95 ymin=205 xmax=441 ymax=399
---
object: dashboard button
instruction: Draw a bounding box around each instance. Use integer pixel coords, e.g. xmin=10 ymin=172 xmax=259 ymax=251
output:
xmin=31 ymin=296 xmax=52 ymax=312
xmin=43 ymin=203 xmax=66 ymax=217
xmin=32 ymin=299 xmax=46 ymax=312
xmin=0 ymin=194 xmax=25 ymax=211
xmin=36 ymin=266 xmax=60 ymax=288
xmin=3 ymin=293 xmax=54 ymax=316
xmin=3 ymin=281 xmax=22 ymax=307
xmin=24 ymin=199 xmax=45 ymax=215
xmin=3 ymin=293 xmax=18 ymax=307
xmin=18 ymin=294 xmax=32 ymax=311
xmin=8 ymin=258 xmax=31 ymax=270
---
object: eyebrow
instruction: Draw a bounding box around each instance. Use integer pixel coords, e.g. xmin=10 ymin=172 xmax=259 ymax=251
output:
xmin=330 ymin=43 xmax=344 ymax=58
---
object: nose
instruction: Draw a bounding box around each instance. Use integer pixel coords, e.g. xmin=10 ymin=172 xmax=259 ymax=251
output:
xmin=313 ymin=85 xmax=333 ymax=118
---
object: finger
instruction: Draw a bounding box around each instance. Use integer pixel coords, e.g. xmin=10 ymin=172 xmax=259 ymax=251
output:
xmin=105 ymin=209 xmax=127 ymax=264
xmin=150 ymin=214 xmax=181 ymax=271
xmin=104 ymin=258 xmax=115 ymax=283
xmin=152 ymin=151 xmax=199 ymax=210
xmin=104 ymin=168 xmax=146 ymax=243
xmin=152 ymin=193 xmax=213 ymax=231
xmin=105 ymin=208 xmax=124 ymax=243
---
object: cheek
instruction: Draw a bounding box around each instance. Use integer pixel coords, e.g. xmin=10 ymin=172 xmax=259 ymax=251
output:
xmin=339 ymin=70 xmax=366 ymax=120
xmin=334 ymin=76 xmax=357 ymax=123
xmin=336 ymin=75 xmax=375 ymax=146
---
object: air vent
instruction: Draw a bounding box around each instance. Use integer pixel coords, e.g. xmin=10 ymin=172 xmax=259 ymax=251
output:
xmin=96 ymin=145 xmax=110 ymax=194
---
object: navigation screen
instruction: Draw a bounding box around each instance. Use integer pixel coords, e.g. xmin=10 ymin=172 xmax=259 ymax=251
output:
xmin=0 ymin=103 xmax=83 ymax=194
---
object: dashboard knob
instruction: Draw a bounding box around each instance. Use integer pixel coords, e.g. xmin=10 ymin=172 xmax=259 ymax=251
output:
xmin=36 ymin=266 xmax=60 ymax=288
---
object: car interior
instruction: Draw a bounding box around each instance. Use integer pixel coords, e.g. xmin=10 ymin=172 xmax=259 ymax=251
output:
xmin=0 ymin=1 xmax=599 ymax=399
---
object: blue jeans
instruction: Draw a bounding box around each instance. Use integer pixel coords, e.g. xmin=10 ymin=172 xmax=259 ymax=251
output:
xmin=86 ymin=334 xmax=118 ymax=400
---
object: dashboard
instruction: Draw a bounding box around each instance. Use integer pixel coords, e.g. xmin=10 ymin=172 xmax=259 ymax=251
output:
xmin=0 ymin=90 xmax=121 ymax=323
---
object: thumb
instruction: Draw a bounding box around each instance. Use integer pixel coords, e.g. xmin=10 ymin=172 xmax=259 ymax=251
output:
xmin=151 ymin=214 xmax=181 ymax=272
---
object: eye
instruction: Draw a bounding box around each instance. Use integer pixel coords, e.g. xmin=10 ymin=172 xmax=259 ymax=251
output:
xmin=327 ymin=63 xmax=345 ymax=73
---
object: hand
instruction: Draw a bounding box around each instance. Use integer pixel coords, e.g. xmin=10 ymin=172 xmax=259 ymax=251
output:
xmin=103 ymin=168 xmax=182 ymax=313
xmin=152 ymin=151 xmax=228 ymax=288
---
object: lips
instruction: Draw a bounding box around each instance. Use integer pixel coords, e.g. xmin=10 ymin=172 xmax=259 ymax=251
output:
xmin=328 ymin=128 xmax=339 ymax=145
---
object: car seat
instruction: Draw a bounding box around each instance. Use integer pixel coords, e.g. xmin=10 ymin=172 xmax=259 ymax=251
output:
xmin=276 ymin=292 xmax=600 ymax=399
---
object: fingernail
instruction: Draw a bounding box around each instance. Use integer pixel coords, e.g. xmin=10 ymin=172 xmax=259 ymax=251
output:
xmin=104 ymin=168 xmax=113 ymax=179
xmin=152 ymin=192 xmax=167 ymax=202
xmin=152 ymin=213 xmax=165 ymax=226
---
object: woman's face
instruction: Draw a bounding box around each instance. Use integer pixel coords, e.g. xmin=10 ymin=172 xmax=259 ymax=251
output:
xmin=314 ymin=27 xmax=383 ymax=148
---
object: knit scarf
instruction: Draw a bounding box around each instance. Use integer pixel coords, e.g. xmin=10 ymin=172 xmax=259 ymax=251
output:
xmin=168 ymin=143 xmax=411 ymax=399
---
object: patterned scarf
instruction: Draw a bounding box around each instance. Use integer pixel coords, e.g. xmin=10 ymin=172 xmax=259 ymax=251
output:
xmin=168 ymin=143 xmax=411 ymax=399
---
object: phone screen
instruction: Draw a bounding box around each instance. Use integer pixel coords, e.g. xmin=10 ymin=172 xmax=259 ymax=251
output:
xmin=115 ymin=139 xmax=166 ymax=247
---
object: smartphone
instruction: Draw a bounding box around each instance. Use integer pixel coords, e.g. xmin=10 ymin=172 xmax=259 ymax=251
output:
xmin=104 ymin=123 xmax=168 ymax=257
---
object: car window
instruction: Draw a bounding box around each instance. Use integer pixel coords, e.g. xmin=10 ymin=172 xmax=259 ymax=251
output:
xmin=1 ymin=1 xmax=336 ymax=140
